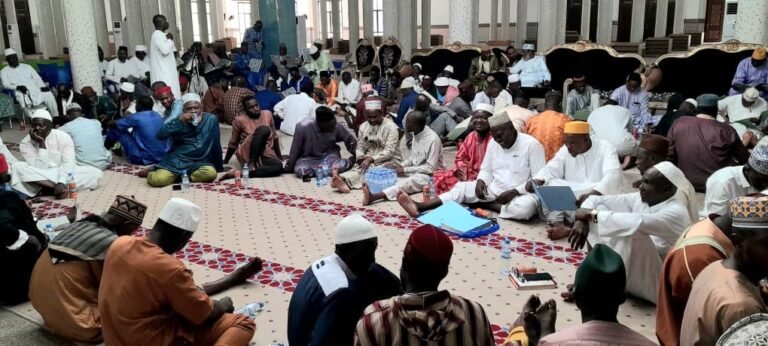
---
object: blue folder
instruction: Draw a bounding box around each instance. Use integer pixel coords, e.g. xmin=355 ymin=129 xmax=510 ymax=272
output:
xmin=418 ymin=201 xmax=492 ymax=235
xmin=532 ymin=183 xmax=578 ymax=211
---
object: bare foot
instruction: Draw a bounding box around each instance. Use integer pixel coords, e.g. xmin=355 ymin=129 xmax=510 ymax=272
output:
xmin=217 ymin=169 xmax=236 ymax=182
xmin=546 ymin=224 xmax=571 ymax=241
xmin=397 ymin=191 xmax=420 ymax=217
xmin=331 ymin=173 xmax=350 ymax=193
xmin=535 ymin=299 xmax=557 ymax=337
xmin=362 ymin=183 xmax=372 ymax=206
xmin=560 ymin=284 xmax=575 ymax=303
xmin=137 ymin=167 xmax=151 ymax=178
xmin=229 ymin=257 xmax=264 ymax=284
xmin=513 ymin=295 xmax=541 ymax=327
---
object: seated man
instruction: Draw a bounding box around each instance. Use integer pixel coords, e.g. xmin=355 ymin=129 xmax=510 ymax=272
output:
xmin=518 ymin=245 xmax=654 ymax=345
xmin=525 ymin=90 xmax=570 ymax=160
xmin=570 ymin=162 xmax=694 ymax=303
xmin=201 ymin=77 xmax=228 ymax=122
xmin=631 ymin=134 xmax=671 ymax=189
xmin=255 ymin=78 xmax=282 ymax=114
xmin=399 ymin=112 xmax=545 ymax=221
xmin=118 ymin=82 xmax=136 ymax=117
xmin=304 ymin=45 xmax=334 ymax=84
xmin=363 ymin=110 xmax=444 ymax=205
xmin=12 ymin=110 xmax=103 ymax=198
xmin=438 ymin=65 xmax=461 ymax=87
xmin=81 ymin=86 xmax=118 ymax=125
xmin=29 ymin=195 xmax=146 ymax=343
xmin=128 ymin=45 xmax=150 ymax=79
xmin=564 ymin=74 xmax=596 ymax=118
xmin=331 ymin=99 xmax=401 ymax=193
xmin=274 ymin=81 xmax=317 ymax=135
xmin=503 ymin=96 xmax=536 ymax=133
xmin=146 ymin=93 xmax=223 ymax=187
xmin=508 ymin=43 xmax=551 ymax=88
xmin=285 ymin=66 xmax=312 ymax=93
xmin=55 ymin=83 xmax=90 ymax=119
xmin=337 ymin=71 xmax=361 ymax=107
xmin=99 ymin=198 xmax=263 ymax=345
xmin=395 ymin=78 xmax=419 ymax=128
xmin=702 ymin=137 xmax=768 ymax=217
xmin=1 ymin=48 xmax=58 ymax=116
xmin=470 ymin=46 xmax=505 ymax=91
xmin=222 ymin=96 xmax=283 ymax=178
xmin=285 ymin=106 xmax=357 ymax=178
xmin=656 ymin=212 xmax=734 ymax=346
xmin=436 ymin=77 xmax=473 ymax=123
xmin=153 ymin=85 xmax=184 ymax=122
xmin=348 ymin=84 xmax=385 ymax=132
xmin=0 ymin=153 xmax=47 ymax=305
xmin=588 ymin=99 xmax=637 ymax=165
xmin=222 ymin=76 xmax=255 ymax=125
xmin=105 ymin=96 xmax=170 ymax=165
xmin=668 ymin=94 xmax=750 ymax=191
xmin=528 ymin=121 xmax=622 ymax=240
xmin=432 ymin=107 xmax=493 ymax=194
xmin=316 ymin=71 xmax=338 ymax=106
xmin=470 ymin=80 xmax=512 ymax=111
xmin=355 ymin=225 xmax=495 ymax=345
xmin=730 ymin=47 xmax=768 ymax=97
xmin=680 ymin=196 xmax=768 ymax=345
xmin=288 ymin=214 xmax=400 ymax=345
xmin=105 ymin=46 xmax=140 ymax=85
xmin=59 ymin=104 xmax=112 ymax=170
xmin=611 ymin=72 xmax=652 ymax=134
xmin=718 ymin=87 xmax=768 ymax=146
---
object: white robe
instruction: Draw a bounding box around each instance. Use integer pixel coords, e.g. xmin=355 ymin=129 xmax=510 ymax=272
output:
xmin=0 ymin=63 xmax=58 ymax=116
xmin=274 ymin=93 xmax=318 ymax=136
xmin=383 ymin=127 xmax=444 ymax=200
xmin=11 ymin=129 xmax=102 ymax=197
xmin=150 ymin=30 xmax=181 ymax=98
xmin=588 ymin=105 xmax=637 ymax=156
xmin=582 ymin=193 xmax=690 ymax=303
xmin=337 ymin=80 xmax=362 ymax=105
xmin=534 ymin=139 xmax=622 ymax=197
xmin=129 ymin=56 xmax=151 ymax=78
xmin=508 ymin=56 xmax=551 ymax=87
xmin=105 ymin=59 xmax=139 ymax=84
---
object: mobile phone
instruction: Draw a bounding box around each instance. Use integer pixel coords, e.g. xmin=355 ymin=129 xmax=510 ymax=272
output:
xmin=172 ymin=184 xmax=181 ymax=191
xmin=523 ymin=273 xmax=553 ymax=281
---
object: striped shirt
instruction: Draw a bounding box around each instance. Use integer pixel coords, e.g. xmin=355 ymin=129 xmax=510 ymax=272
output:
xmin=355 ymin=291 xmax=495 ymax=346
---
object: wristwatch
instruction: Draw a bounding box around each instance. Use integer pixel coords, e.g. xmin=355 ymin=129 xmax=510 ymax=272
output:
xmin=590 ymin=209 xmax=599 ymax=223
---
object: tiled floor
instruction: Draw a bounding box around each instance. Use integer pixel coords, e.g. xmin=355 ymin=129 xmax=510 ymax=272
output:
xmin=0 ymin=123 xmax=664 ymax=345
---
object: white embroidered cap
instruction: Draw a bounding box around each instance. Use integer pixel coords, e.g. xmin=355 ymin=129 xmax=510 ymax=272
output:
xmin=158 ymin=198 xmax=202 ymax=233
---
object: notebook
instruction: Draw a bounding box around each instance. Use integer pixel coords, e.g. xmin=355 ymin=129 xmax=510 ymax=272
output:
xmin=417 ymin=201 xmax=492 ymax=235
xmin=532 ymin=183 xmax=578 ymax=211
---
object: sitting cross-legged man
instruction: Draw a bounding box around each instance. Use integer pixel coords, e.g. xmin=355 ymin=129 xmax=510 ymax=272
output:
xmin=285 ymin=106 xmax=357 ymax=178
xmin=220 ymin=96 xmax=284 ymax=179
xmin=145 ymin=93 xmax=223 ymax=187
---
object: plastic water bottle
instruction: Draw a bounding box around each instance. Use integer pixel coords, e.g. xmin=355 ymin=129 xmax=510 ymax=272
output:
xmin=315 ymin=165 xmax=325 ymax=187
xmin=235 ymin=301 xmax=266 ymax=319
xmin=321 ymin=159 xmax=331 ymax=184
xmin=500 ymin=238 xmax=512 ymax=275
xmin=66 ymin=173 xmax=77 ymax=200
xmin=45 ymin=224 xmax=55 ymax=240
xmin=428 ymin=177 xmax=436 ymax=199
xmin=241 ymin=163 xmax=250 ymax=187
xmin=234 ymin=169 xmax=242 ymax=187
xmin=181 ymin=170 xmax=190 ymax=192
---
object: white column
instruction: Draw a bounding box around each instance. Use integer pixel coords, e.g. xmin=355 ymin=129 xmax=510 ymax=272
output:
xmin=196 ymin=0 xmax=209 ymax=44
xmin=537 ymin=0 xmax=556 ymax=50
xmin=421 ymin=0 xmax=431 ymax=48
xmin=516 ymin=0 xmax=527 ymax=46
xmin=398 ymin=0 xmax=413 ymax=56
xmin=580 ymin=0 xmax=591 ymax=40
xmin=735 ymin=0 xmax=768 ymax=44
xmin=92 ymin=0 xmax=110 ymax=52
xmin=382 ymin=0 xmax=399 ymax=39
xmin=160 ymin=0 xmax=178 ymax=49
xmin=179 ymin=0 xmax=194 ymax=49
xmin=348 ymin=0 xmax=360 ymax=53
xmin=362 ymin=0 xmax=373 ymax=41
xmin=36 ymin=0 xmax=56 ymax=58
xmin=654 ymin=0 xmax=668 ymax=37
xmin=409 ymin=0 xmax=417 ymax=50
xmin=673 ymin=0 xmax=685 ymax=33
xmin=250 ymin=0 xmax=259 ymax=24
xmin=124 ymin=0 xmax=145 ymax=52
xmin=555 ymin=0 xmax=567 ymax=44
xmin=51 ymin=0 xmax=68 ymax=55
xmin=489 ymin=0 xmax=499 ymax=40
xmin=109 ymin=0 xmax=122 ymax=53
xmin=141 ymin=0 xmax=160 ymax=49
xmin=448 ymin=0 xmax=478 ymax=44
xmin=331 ymin=0 xmax=340 ymax=48
xmin=596 ymin=0 xmax=613 ymax=44
xmin=3 ymin=0 xmax=21 ymax=54
xmin=319 ymin=0 xmax=328 ymax=47
xmin=630 ymin=0 xmax=646 ymax=42
xmin=63 ymin=0 xmax=103 ymax=94
xmin=213 ymin=0 xmax=226 ymax=40
xmin=501 ymin=0 xmax=510 ymax=40
xmin=208 ymin=0 xmax=220 ymax=40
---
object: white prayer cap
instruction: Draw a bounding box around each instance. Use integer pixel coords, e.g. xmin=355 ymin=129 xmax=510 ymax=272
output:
xmin=474 ymin=103 xmax=494 ymax=115
xmin=30 ymin=109 xmax=52 ymax=122
xmin=135 ymin=45 xmax=147 ymax=52
xmin=158 ymin=198 xmax=202 ymax=233
xmin=309 ymin=45 xmax=319 ymax=54
xmin=413 ymin=62 xmax=422 ymax=70
xmin=684 ymin=98 xmax=697 ymax=107
xmin=120 ymin=82 xmax=135 ymax=93
xmin=434 ymin=77 xmax=451 ymax=87
xmin=181 ymin=92 xmax=202 ymax=104
xmin=744 ymin=87 xmax=760 ymax=102
xmin=364 ymin=98 xmax=382 ymax=110
xmin=335 ymin=214 xmax=377 ymax=245
xmin=443 ymin=65 xmax=454 ymax=73
xmin=653 ymin=161 xmax=698 ymax=222
xmin=522 ymin=43 xmax=536 ymax=51
xmin=508 ymin=73 xmax=521 ymax=83
xmin=400 ymin=77 xmax=416 ymax=89
xmin=488 ymin=110 xmax=512 ymax=128
xmin=4 ymin=48 xmax=16 ymax=56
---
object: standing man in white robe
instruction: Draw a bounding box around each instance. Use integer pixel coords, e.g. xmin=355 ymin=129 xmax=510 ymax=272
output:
xmin=1 ymin=48 xmax=58 ymax=117
xmin=569 ymin=161 xmax=695 ymax=303
xmin=527 ymin=121 xmax=622 ymax=240
xmin=149 ymin=14 xmax=181 ymax=98
xmin=11 ymin=110 xmax=102 ymax=198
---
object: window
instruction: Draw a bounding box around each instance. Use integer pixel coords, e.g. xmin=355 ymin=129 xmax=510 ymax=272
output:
xmin=236 ymin=2 xmax=252 ymax=41
xmin=190 ymin=0 xmax=214 ymax=43
xmin=373 ymin=0 xmax=383 ymax=36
